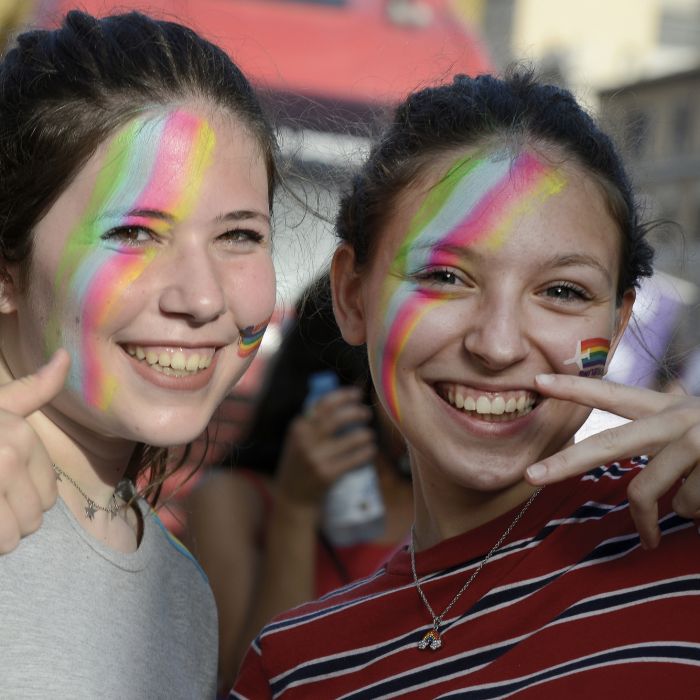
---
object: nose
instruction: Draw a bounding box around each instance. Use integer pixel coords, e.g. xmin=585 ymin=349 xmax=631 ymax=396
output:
xmin=158 ymin=246 xmax=226 ymax=324
xmin=462 ymin=293 xmax=529 ymax=371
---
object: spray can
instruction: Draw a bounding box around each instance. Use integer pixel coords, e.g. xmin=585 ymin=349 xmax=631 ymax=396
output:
xmin=305 ymin=370 xmax=385 ymax=546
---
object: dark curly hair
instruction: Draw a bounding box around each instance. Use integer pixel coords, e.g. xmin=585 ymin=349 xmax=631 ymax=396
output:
xmin=336 ymin=69 xmax=653 ymax=299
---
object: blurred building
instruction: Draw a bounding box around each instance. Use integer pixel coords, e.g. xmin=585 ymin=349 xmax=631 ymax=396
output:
xmin=456 ymin=0 xmax=700 ymax=96
xmin=599 ymin=66 xmax=700 ymax=350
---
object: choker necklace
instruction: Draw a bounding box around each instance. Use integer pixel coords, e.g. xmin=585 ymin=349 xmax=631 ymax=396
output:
xmin=51 ymin=463 xmax=129 ymax=521
xmin=410 ymin=487 xmax=542 ymax=651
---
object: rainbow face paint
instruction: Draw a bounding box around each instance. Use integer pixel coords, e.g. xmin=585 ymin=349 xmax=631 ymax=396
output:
xmin=563 ymin=337 xmax=610 ymax=377
xmin=48 ymin=109 xmax=216 ymax=410
xmin=237 ymin=321 xmax=269 ymax=358
xmin=373 ymin=149 xmax=567 ymax=423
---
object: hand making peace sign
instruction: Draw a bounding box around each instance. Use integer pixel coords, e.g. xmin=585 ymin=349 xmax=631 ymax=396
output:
xmin=527 ymin=372 xmax=700 ymax=550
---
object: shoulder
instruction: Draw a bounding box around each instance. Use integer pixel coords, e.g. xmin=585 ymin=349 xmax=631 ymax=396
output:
xmin=255 ymin=563 xmax=398 ymax=656
xmin=142 ymin=501 xmax=212 ymax=587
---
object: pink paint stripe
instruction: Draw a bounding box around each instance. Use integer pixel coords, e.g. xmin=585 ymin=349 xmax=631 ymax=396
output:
xmin=132 ymin=112 xmax=202 ymax=214
xmin=381 ymin=295 xmax=444 ymax=421
xmin=81 ymin=254 xmax=151 ymax=407
xmin=436 ymin=153 xmax=551 ymax=254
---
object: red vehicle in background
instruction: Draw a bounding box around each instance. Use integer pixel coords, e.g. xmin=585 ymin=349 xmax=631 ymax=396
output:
xmin=36 ymin=0 xmax=490 ymax=110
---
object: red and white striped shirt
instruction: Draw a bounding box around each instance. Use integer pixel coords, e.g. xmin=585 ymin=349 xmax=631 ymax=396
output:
xmin=232 ymin=457 xmax=700 ymax=699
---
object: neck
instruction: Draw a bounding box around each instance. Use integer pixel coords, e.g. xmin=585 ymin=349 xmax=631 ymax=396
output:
xmin=411 ymin=460 xmax=540 ymax=551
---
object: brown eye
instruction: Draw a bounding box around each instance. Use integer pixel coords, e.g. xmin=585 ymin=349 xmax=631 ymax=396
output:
xmin=101 ymin=226 xmax=153 ymax=246
xmin=543 ymin=283 xmax=588 ymax=302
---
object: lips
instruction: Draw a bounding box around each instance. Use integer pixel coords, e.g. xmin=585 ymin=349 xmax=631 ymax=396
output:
xmin=437 ymin=382 xmax=540 ymax=420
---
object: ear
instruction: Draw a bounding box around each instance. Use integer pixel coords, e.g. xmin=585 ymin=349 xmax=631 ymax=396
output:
xmin=330 ymin=243 xmax=367 ymax=347
xmin=0 ymin=264 xmax=19 ymax=314
xmin=608 ymin=287 xmax=635 ymax=360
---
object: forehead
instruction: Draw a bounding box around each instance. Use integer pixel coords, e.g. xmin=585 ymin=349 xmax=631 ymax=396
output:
xmin=376 ymin=146 xmax=622 ymax=274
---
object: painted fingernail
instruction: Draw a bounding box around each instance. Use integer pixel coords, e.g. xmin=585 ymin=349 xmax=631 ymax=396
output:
xmin=535 ymin=374 xmax=555 ymax=385
xmin=527 ymin=463 xmax=547 ymax=481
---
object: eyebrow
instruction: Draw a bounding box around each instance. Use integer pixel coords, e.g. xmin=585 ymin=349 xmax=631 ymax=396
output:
xmin=100 ymin=208 xmax=271 ymax=226
xmin=541 ymin=253 xmax=612 ymax=283
xmin=215 ymin=210 xmax=271 ymax=226
xmin=423 ymin=244 xmax=612 ymax=283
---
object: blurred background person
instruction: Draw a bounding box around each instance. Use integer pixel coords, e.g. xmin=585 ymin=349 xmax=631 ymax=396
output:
xmin=185 ymin=273 xmax=414 ymax=692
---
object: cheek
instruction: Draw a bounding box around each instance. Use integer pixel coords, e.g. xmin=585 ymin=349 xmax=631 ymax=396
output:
xmin=226 ymin=255 xmax=277 ymax=326
xmin=368 ymin=283 xmax=453 ymax=422
xmin=527 ymin=310 xmax=615 ymax=378
xmin=58 ymin=251 xmax=154 ymax=409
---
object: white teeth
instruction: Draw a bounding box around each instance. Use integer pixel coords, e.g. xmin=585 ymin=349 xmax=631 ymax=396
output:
xmin=443 ymin=386 xmax=537 ymax=418
xmin=476 ymin=396 xmax=490 ymax=414
xmin=171 ymin=352 xmax=186 ymax=371
xmin=491 ymin=396 xmax=506 ymax=415
xmin=124 ymin=345 xmax=214 ymax=375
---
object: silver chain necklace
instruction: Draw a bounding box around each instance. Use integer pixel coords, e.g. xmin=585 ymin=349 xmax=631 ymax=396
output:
xmin=410 ymin=487 xmax=542 ymax=651
xmin=51 ymin=463 xmax=123 ymax=520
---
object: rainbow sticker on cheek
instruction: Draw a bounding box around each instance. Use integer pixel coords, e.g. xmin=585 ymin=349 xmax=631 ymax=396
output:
xmin=237 ymin=322 xmax=268 ymax=358
xmin=563 ymin=337 xmax=610 ymax=377
xmin=49 ymin=110 xmax=216 ymax=411
xmin=374 ymin=150 xmax=567 ymax=423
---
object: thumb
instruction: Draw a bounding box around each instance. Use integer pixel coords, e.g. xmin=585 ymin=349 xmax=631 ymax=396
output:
xmin=0 ymin=349 xmax=71 ymax=417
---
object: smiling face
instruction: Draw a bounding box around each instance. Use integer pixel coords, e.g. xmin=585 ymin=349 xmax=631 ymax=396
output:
xmin=2 ymin=104 xmax=275 ymax=446
xmin=334 ymin=146 xmax=634 ymax=492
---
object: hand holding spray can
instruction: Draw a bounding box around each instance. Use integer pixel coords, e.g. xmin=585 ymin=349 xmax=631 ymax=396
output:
xmin=304 ymin=370 xmax=385 ymax=546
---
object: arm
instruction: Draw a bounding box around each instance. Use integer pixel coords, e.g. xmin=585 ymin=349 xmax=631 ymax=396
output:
xmin=0 ymin=349 xmax=69 ymax=552
xmin=185 ymin=470 xmax=264 ymax=694
xmin=237 ymin=386 xmax=376 ymax=663
xmin=526 ymin=373 xmax=700 ymax=549
xmin=188 ymin=386 xmax=376 ymax=691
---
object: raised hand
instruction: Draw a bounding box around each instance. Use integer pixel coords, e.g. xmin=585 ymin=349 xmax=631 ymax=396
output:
xmin=274 ymin=386 xmax=377 ymax=509
xmin=526 ymin=373 xmax=700 ymax=550
xmin=0 ymin=349 xmax=70 ymax=552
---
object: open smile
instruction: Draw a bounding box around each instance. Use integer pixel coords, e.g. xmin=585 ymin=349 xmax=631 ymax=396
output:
xmin=436 ymin=383 xmax=542 ymax=422
xmin=124 ymin=344 xmax=216 ymax=377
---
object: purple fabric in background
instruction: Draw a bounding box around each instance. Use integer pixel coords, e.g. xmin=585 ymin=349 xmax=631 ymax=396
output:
xmin=575 ymin=271 xmax=696 ymax=442
xmin=606 ymin=271 xmax=696 ymax=388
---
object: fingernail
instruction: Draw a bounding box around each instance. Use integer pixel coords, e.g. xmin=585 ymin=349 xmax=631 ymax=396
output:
xmin=535 ymin=374 xmax=555 ymax=386
xmin=526 ymin=463 xmax=547 ymax=482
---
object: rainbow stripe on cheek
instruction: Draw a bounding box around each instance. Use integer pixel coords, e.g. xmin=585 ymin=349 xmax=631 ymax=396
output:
xmin=375 ymin=151 xmax=567 ymax=422
xmin=49 ymin=111 xmax=216 ymax=411
xmin=237 ymin=322 xmax=268 ymax=358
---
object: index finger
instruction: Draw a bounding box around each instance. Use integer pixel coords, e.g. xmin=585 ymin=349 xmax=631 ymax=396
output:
xmin=0 ymin=349 xmax=71 ymax=417
xmin=534 ymin=373 xmax=680 ymax=421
